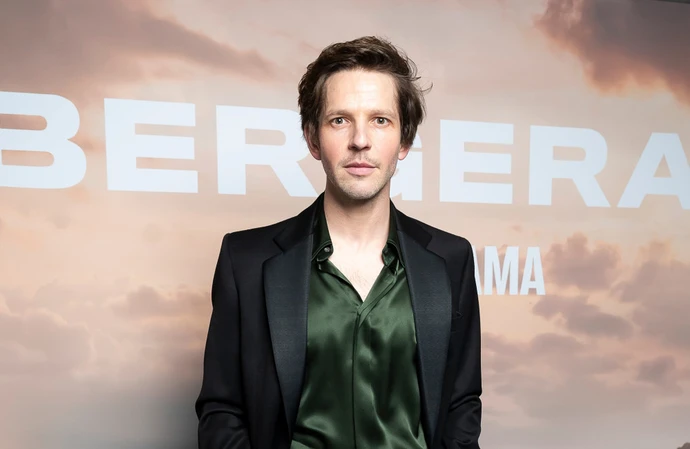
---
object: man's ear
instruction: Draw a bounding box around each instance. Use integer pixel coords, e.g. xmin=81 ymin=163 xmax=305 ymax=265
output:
xmin=305 ymin=127 xmax=321 ymax=160
xmin=398 ymin=144 xmax=411 ymax=161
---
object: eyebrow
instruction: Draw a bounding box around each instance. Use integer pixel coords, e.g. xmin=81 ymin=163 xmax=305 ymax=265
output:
xmin=324 ymin=109 xmax=398 ymax=118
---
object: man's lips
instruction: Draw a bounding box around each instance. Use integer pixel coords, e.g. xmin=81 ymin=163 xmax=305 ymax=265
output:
xmin=344 ymin=162 xmax=375 ymax=175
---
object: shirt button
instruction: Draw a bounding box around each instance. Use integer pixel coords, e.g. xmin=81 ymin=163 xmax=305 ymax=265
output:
xmin=324 ymin=247 xmax=331 ymax=253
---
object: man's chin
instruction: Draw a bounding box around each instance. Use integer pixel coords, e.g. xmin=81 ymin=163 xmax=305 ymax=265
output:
xmin=334 ymin=184 xmax=385 ymax=203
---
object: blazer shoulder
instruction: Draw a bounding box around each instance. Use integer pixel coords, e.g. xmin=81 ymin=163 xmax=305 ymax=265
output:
xmin=404 ymin=216 xmax=477 ymax=292
xmin=220 ymin=214 xmax=298 ymax=254
xmin=403 ymin=213 xmax=474 ymax=253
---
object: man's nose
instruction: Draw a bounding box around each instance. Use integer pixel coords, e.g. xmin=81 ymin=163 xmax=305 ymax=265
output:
xmin=349 ymin=122 xmax=372 ymax=151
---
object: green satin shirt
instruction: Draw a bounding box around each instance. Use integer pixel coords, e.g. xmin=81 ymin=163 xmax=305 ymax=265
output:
xmin=290 ymin=201 xmax=427 ymax=449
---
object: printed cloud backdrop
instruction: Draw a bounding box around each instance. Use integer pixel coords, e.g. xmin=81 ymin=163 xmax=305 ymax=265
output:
xmin=1 ymin=0 xmax=689 ymax=448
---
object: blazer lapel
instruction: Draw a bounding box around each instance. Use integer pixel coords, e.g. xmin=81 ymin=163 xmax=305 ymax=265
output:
xmin=395 ymin=207 xmax=452 ymax=444
xmin=263 ymin=196 xmax=320 ymax=436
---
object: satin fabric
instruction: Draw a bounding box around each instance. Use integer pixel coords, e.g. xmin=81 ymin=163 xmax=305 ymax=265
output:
xmin=290 ymin=202 xmax=427 ymax=449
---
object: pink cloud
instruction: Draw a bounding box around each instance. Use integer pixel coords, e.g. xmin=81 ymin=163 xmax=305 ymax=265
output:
xmin=112 ymin=284 xmax=207 ymax=320
xmin=0 ymin=0 xmax=281 ymax=103
xmin=482 ymin=328 xmax=689 ymax=448
xmin=534 ymin=0 xmax=690 ymax=106
xmin=0 ymin=305 xmax=92 ymax=377
xmin=614 ymin=241 xmax=690 ymax=349
xmin=544 ymin=232 xmax=622 ymax=291
xmin=533 ymin=294 xmax=634 ymax=339
xmin=636 ymin=355 xmax=683 ymax=394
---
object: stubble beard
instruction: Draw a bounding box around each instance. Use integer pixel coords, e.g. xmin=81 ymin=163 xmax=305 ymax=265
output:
xmin=324 ymin=159 xmax=397 ymax=203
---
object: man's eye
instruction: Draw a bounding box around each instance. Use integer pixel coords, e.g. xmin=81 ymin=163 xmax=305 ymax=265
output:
xmin=332 ymin=118 xmax=344 ymax=125
xmin=376 ymin=118 xmax=388 ymax=125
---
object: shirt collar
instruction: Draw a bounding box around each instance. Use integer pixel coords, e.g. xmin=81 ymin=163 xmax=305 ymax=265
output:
xmin=311 ymin=197 xmax=403 ymax=268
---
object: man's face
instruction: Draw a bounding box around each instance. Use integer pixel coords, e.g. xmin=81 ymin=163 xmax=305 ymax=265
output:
xmin=308 ymin=69 xmax=410 ymax=202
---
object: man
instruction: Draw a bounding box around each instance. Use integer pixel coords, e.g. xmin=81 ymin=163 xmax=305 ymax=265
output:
xmin=195 ymin=36 xmax=482 ymax=449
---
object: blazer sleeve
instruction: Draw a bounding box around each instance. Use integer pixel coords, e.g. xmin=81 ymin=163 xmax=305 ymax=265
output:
xmin=442 ymin=239 xmax=483 ymax=448
xmin=195 ymin=234 xmax=252 ymax=449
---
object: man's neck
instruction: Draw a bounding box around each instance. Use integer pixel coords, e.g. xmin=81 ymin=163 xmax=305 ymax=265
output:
xmin=322 ymin=185 xmax=391 ymax=253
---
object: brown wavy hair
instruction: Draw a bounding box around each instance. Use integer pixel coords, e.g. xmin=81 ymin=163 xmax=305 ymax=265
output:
xmin=298 ymin=36 xmax=431 ymax=149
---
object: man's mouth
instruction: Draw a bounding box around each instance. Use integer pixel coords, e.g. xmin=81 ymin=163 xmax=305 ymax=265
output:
xmin=344 ymin=162 xmax=376 ymax=176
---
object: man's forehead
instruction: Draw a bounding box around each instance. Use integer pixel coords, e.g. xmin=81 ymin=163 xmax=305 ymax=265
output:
xmin=324 ymin=69 xmax=396 ymax=92
xmin=323 ymin=70 xmax=398 ymax=115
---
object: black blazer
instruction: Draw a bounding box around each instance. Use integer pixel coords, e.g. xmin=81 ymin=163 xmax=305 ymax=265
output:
xmin=195 ymin=196 xmax=482 ymax=448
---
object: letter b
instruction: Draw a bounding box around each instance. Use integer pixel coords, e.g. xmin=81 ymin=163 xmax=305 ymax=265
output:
xmin=0 ymin=91 xmax=86 ymax=189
